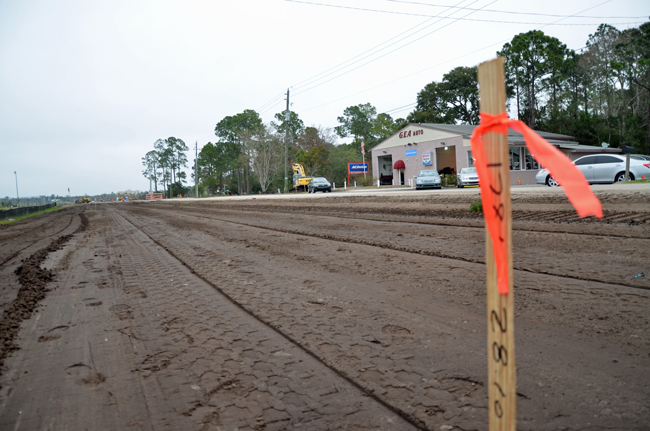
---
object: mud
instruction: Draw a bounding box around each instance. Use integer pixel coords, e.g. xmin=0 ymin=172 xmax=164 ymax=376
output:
xmin=0 ymin=213 xmax=88 ymax=376
xmin=0 ymin=189 xmax=648 ymax=430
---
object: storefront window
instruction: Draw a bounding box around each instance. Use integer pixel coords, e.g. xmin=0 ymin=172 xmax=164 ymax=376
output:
xmin=468 ymin=150 xmax=475 ymax=167
xmin=525 ymin=148 xmax=539 ymax=170
xmin=509 ymin=147 xmax=522 ymax=170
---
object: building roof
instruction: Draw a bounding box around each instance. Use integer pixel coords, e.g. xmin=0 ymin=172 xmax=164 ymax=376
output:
xmin=558 ymin=144 xmax=621 ymax=152
xmin=371 ymin=123 xmax=583 ymax=153
xmin=420 ymin=123 xmax=578 ymax=144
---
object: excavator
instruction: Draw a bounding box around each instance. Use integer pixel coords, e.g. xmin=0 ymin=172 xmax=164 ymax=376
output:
xmin=292 ymin=163 xmax=312 ymax=192
xmin=76 ymin=196 xmax=90 ymax=204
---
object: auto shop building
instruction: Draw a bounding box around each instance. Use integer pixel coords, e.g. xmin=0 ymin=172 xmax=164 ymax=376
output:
xmin=371 ymin=123 xmax=621 ymax=185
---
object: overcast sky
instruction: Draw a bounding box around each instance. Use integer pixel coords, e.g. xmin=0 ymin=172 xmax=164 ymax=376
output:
xmin=1 ymin=0 xmax=648 ymax=198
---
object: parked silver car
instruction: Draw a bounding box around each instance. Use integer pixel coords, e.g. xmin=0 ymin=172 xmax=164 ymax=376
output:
xmin=457 ymin=167 xmax=479 ymax=188
xmin=415 ymin=170 xmax=442 ymax=189
xmin=536 ymin=154 xmax=650 ymax=187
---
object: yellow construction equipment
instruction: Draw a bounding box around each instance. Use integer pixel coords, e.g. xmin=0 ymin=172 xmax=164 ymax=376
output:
xmin=76 ymin=196 xmax=91 ymax=204
xmin=292 ymin=163 xmax=312 ymax=192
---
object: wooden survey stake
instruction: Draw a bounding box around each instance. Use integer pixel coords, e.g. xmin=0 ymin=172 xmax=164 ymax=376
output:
xmin=477 ymin=58 xmax=516 ymax=431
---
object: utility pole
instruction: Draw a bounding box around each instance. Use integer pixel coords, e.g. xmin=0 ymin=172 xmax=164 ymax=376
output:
xmin=284 ymin=88 xmax=290 ymax=194
xmin=14 ymin=171 xmax=19 ymax=206
xmin=195 ymin=141 xmax=199 ymax=198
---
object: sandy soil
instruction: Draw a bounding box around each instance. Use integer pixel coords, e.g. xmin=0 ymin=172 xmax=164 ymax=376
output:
xmin=0 ymin=187 xmax=648 ymax=431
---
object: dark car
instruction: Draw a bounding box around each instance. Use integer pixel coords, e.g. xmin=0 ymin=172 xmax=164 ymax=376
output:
xmin=308 ymin=177 xmax=331 ymax=193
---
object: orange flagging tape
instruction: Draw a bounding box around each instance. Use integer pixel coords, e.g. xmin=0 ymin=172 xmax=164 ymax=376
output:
xmin=470 ymin=112 xmax=603 ymax=295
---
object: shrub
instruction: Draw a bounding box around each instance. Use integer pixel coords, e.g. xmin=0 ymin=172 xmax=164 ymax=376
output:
xmin=441 ymin=174 xmax=457 ymax=187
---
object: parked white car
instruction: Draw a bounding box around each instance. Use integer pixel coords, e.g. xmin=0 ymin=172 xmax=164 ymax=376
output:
xmin=457 ymin=167 xmax=479 ymax=188
xmin=536 ymin=154 xmax=650 ymax=187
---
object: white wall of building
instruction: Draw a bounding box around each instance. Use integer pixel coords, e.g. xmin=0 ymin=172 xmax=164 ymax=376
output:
xmin=372 ymin=125 xmax=468 ymax=184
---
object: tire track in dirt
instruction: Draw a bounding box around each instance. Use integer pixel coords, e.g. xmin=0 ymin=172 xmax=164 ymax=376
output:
xmin=149 ymin=207 xmax=650 ymax=291
xmin=0 ymin=212 xmax=88 ymax=381
xmin=204 ymin=204 xmax=650 ymax=239
xmin=0 ymin=211 xmax=62 ymax=241
xmin=117 ymin=205 xmax=650 ymax=430
xmin=0 ymin=209 xmax=79 ymax=268
xmin=99 ymin=208 xmax=420 ymax=430
xmin=116 ymin=210 xmax=435 ymax=431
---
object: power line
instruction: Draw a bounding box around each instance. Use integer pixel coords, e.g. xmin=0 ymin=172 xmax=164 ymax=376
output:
xmin=294 ymin=0 xmax=616 ymax=135
xmin=256 ymin=90 xmax=287 ymax=113
xmin=185 ymin=0 xmax=629 ymax=151
xmin=285 ymin=0 xmax=643 ymax=25
xmin=259 ymin=99 xmax=287 ymax=116
xmin=383 ymin=102 xmax=418 ymax=115
xmin=291 ymin=0 xmax=474 ymax=91
xmin=178 ymin=91 xmax=292 ymax=151
xmin=182 ymin=1 xmax=629 ymax=150
xmin=377 ymin=0 xmax=646 ymax=19
xmin=295 ymin=0 xmax=616 ymax=115
xmin=292 ymin=0 xmax=497 ymax=97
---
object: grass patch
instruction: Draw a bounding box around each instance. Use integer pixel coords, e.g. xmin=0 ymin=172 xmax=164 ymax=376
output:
xmin=0 ymin=205 xmax=65 ymax=225
xmin=469 ymin=200 xmax=483 ymax=212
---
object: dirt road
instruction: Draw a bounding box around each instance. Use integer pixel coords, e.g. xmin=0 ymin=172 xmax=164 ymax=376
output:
xmin=1 ymin=189 xmax=649 ymax=430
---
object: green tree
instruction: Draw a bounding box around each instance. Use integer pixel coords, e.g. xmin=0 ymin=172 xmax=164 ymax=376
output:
xmin=296 ymin=145 xmax=331 ymax=177
xmin=370 ymin=113 xmax=399 ymax=142
xmin=272 ymin=110 xmax=305 ymax=140
xmin=498 ymin=30 xmax=570 ymax=128
xmin=406 ymin=66 xmax=479 ymax=125
xmin=407 ymin=81 xmax=452 ymax=124
xmin=335 ymin=103 xmax=398 ymax=153
xmin=293 ymin=126 xmax=336 ymax=177
xmin=165 ymin=137 xmax=189 ymax=187
xmin=327 ymin=144 xmax=361 ymax=185
xmin=154 ymin=139 xmax=173 ymax=197
xmin=215 ymin=109 xmax=263 ymax=194
xmin=240 ymin=125 xmax=283 ymax=192
xmin=297 ymin=126 xmax=336 ymax=151
xmin=197 ymin=142 xmax=230 ymax=195
xmin=335 ymin=103 xmax=377 ymax=148
xmin=442 ymin=66 xmax=480 ymax=125
xmin=612 ymin=21 xmax=650 ymax=153
xmin=141 ymin=150 xmax=161 ymax=191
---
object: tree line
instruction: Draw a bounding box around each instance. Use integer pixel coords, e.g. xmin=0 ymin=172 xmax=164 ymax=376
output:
xmin=141 ymin=137 xmax=189 ymax=197
xmin=142 ymin=21 xmax=650 ymax=196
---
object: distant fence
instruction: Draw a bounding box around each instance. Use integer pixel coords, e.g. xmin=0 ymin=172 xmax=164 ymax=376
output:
xmin=0 ymin=203 xmax=57 ymax=221
xmin=145 ymin=193 xmax=164 ymax=200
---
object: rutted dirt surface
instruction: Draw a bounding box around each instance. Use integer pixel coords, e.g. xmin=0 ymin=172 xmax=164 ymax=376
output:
xmin=0 ymin=213 xmax=88 ymax=378
xmin=0 ymin=188 xmax=648 ymax=430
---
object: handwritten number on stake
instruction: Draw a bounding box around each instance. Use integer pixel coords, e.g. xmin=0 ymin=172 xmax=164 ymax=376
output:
xmin=492 ymin=342 xmax=508 ymax=365
xmin=487 ymin=163 xmax=506 ymax=243
xmin=493 ymin=203 xmax=506 ymax=242
xmin=488 ymin=168 xmax=502 ymax=196
xmin=491 ymin=307 xmax=507 ymax=333
xmin=494 ymin=381 xmax=506 ymax=418
xmin=493 ymin=203 xmax=505 ymax=222
xmin=494 ymin=400 xmax=504 ymax=418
